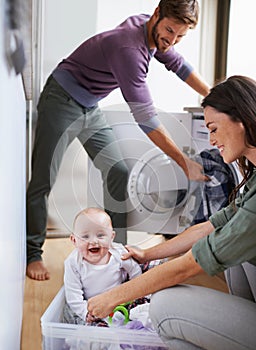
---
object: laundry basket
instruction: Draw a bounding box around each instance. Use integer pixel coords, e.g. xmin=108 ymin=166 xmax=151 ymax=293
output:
xmin=41 ymin=287 xmax=168 ymax=350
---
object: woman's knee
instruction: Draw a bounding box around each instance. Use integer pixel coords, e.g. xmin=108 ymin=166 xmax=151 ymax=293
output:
xmin=149 ymin=285 xmax=256 ymax=350
xmin=149 ymin=287 xmax=204 ymax=350
xmin=225 ymin=262 xmax=256 ymax=301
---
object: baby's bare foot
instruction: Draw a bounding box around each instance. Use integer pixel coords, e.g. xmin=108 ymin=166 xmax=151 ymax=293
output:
xmin=26 ymin=261 xmax=50 ymax=281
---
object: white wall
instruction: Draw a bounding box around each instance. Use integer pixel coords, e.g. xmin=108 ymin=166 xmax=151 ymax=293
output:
xmin=227 ymin=0 xmax=256 ymax=79
xmin=0 ymin=0 xmax=26 ymax=348
xmin=42 ymin=0 xmax=98 ymax=83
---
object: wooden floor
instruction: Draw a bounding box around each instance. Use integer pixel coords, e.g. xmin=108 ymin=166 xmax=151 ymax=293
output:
xmin=21 ymin=238 xmax=74 ymax=350
xmin=21 ymin=235 xmax=228 ymax=350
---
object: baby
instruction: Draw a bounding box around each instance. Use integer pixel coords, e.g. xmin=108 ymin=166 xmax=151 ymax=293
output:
xmin=63 ymin=207 xmax=142 ymax=325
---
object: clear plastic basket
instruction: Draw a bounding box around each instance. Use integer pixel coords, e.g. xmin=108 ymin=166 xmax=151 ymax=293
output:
xmin=41 ymin=286 xmax=168 ymax=350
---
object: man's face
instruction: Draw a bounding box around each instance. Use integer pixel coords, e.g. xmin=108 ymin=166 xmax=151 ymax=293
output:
xmin=152 ymin=16 xmax=190 ymax=53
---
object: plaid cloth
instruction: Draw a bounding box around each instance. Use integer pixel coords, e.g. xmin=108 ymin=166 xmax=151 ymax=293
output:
xmin=140 ymin=258 xmax=167 ymax=273
xmin=192 ymin=148 xmax=237 ymax=224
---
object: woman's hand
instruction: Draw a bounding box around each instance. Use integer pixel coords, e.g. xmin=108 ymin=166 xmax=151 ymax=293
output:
xmin=88 ymin=292 xmax=117 ymax=319
xmin=122 ymin=245 xmax=147 ymax=264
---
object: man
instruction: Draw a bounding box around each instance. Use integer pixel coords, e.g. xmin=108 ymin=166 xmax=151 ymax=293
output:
xmin=27 ymin=0 xmax=210 ymax=280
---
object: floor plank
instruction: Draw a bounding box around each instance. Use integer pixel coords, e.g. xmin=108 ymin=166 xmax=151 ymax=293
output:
xmin=21 ymin=238 xmax=73 ymax=350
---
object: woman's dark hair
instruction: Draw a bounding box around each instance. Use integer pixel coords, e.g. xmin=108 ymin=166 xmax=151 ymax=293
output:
xmin=201 ymin=75 xmax=256 ymax=199
xmin=158 ymin=0 xmax=199 ymax=28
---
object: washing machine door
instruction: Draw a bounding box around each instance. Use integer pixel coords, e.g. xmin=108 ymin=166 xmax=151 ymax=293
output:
xmin=128 ymin=148 xmax=189 ymax=214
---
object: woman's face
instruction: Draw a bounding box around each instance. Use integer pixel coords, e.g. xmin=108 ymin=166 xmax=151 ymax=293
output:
xmin=204 ymin=106 xmax=247 ymax=164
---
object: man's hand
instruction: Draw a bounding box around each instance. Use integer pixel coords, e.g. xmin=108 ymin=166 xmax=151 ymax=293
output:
xmin=122 ymin=245 xmax=147 ymax=263
xmin=147 ymin=125 xmax=209 ymax=182
xmin=185 ymin=158 xmax=209 ymax=182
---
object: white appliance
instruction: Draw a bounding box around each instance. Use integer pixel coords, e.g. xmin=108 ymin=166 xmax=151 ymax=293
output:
xmin=87 ymin=107 xmax=207 ymax=234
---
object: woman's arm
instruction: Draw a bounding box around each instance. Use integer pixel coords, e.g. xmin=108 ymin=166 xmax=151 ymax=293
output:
xmin=87 ymin=249 xmax=204 ymax=319
xmin=122 ymin=220 xmax=214 ymax=263
xmin=87 ymin=222 xmax=215 ymax=318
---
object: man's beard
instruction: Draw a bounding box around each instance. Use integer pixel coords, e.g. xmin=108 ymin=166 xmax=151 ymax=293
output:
xmin=151 ymin=19 xmax=162 ymax=51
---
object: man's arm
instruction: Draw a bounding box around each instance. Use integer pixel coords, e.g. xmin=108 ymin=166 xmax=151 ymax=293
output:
xmin=185 ymin=70 xmax=210 ymax=97
xmin=159 ymin=53 xmax=210 ymax=97
xmin=113 ymin=46 xmax=209 ymax=180
xmin=147 ymin=123 xmax=208 ymax=181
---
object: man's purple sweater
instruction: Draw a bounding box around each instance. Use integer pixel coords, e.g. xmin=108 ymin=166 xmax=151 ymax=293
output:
xmin=53 ymin=14 xmax=193 ymax=132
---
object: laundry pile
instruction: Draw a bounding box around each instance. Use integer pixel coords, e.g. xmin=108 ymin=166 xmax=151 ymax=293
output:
xmin=64 ymin=301 xmax=167 ymax=350
xmin=192 ymin=148 xmax=237 ymax=224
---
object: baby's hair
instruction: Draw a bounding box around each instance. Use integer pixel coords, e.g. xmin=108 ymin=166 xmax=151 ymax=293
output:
xmin=72 ymin=207 xmax=112 ymax=233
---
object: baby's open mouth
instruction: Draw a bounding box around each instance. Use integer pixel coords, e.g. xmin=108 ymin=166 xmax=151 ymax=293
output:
xmin=89 ymin=247 xmax=100 ymax=253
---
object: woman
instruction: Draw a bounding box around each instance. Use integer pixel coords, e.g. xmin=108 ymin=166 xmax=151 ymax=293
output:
xmin=88 ymin=76 xmax=256 ymax=350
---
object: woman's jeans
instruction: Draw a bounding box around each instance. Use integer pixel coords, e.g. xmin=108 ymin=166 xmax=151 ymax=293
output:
xmin=149 ymin=262 xmax=256 ymax=350
xmin=26 ymin=76 xmax=128 ymax=264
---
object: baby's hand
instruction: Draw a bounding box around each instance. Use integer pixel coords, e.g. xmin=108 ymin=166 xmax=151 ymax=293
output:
xmin=86 ymin=312 xmax=96 ymax=324
xmin=86 ymin=312 xmax=109 ymax=327
xmin=122 ymin=245 xmax=147 ymax=263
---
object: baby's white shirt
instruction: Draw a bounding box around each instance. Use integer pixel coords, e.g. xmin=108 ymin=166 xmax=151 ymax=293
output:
xmin=64 ymin=242 xmax=142 ymax=320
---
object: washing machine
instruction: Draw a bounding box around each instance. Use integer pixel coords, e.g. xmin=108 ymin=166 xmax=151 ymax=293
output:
xmin=87 ymin=106 xmax=241 ymax=234
xmin=87 ymin=106 xmax=206 ymax=234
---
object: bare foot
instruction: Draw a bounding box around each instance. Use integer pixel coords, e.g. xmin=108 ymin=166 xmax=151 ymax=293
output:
xmin=26 ymin=261 xmax=50 ymax=281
